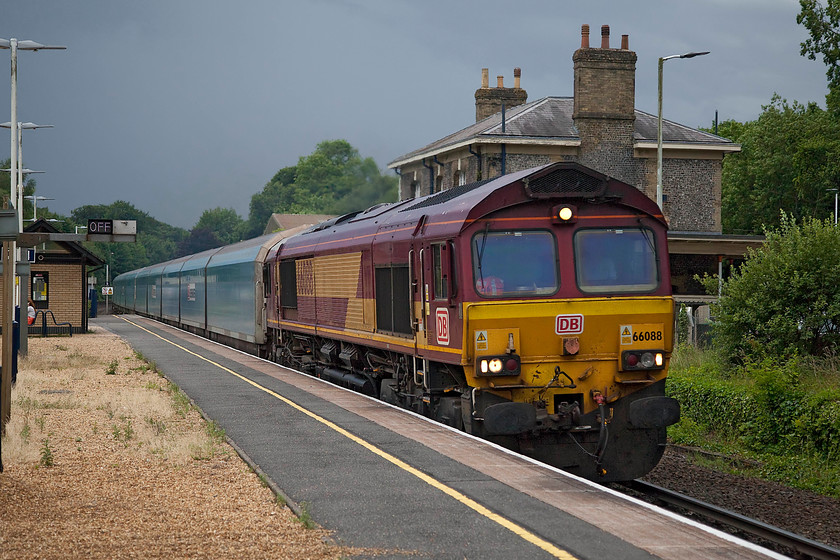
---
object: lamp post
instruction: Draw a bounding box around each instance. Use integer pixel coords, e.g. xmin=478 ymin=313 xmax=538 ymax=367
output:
xmin=24 ymin=195 xmax=54 ymax=221
xmin=1 ymin=121 xmax=54 ymax=231
xmin=657 ymin=51 xmax=710 ymax=211
xmin=829 ymin=188 xmax=839 ymax=226
xmin=0 ymin=37 xmax=65 ymax=436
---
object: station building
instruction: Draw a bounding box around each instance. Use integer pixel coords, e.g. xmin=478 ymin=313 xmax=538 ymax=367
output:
xmin=0 ymin=219 xmax=104 ymax=335
xmin=388 ymin=24 xmax=764 ymax=303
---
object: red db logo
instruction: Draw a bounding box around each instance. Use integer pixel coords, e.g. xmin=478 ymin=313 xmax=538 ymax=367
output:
xmin=436 ymin=308 xmax=450 ymax=345
xmin=555 ymin=314 xmax=584 ymax=335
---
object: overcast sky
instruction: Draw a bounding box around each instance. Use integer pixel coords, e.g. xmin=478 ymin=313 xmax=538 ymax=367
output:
xmin=1 ymin=0 xmax=830 ymax=229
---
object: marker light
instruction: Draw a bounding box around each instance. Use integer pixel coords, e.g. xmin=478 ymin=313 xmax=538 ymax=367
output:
xmin=558 ymin=206 xmax=574 ymax=220
xmin=621 ymin=350 xmax=666 ymax=371
xmin=477 ymin=354 xmax=521 ymax=377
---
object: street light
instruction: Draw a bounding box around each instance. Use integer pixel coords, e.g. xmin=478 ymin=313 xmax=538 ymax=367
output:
xmin=0 ymin=121 xmax=54 ymax=231
xmin=0 ymin=37 xmax=65 ymax=435
xmin=23 ymin=195 xmax=54 ymax=221
xmin=657 ymin=51 xmax=710 ymax=211
xmin=828 ymin=188 xmax=839 ymax=226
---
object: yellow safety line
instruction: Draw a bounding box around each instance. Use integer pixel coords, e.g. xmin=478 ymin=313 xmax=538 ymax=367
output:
xmin=118 ymin=316 xmax=577 ymax=560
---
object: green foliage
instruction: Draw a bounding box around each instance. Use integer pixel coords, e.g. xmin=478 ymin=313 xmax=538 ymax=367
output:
xmin=702 ymin=213 xmax=840 ymax=361
xmin=72 ymin=200 xmax=188 ymax=279
xmin=177 ymin=207 xmax=244 ymax=256
xmin=242 ymin=140 xmax=398 ymax=238
xmin=668 ymin=348 xmax=840 ymax=495
xmin=712 ymin=97 xmax=840 ymax=234
xmin=798 ymin=0 xmax=840 ymax=112
xmin=39 ymin=438 xmax=54 ymax=467
xmin=105 ymin=359 xmax=119 ymax=375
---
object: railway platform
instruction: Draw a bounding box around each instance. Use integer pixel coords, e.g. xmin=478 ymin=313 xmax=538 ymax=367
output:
xmin=98 ymin=314 xmax=785 ymax=560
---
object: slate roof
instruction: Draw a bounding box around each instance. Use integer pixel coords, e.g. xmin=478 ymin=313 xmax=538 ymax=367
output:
xmin=388 ymin=96 xmax=737 ymax=168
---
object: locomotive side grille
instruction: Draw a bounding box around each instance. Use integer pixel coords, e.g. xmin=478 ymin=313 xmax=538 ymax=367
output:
xmin=400 ymin=178 xmax=494 ymax=212
xmin=524 ymin=168 xmax=607 ymax=198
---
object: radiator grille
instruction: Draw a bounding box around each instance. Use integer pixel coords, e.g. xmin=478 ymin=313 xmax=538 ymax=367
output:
xmin=524 ymin=167 xmax=607 ymax=198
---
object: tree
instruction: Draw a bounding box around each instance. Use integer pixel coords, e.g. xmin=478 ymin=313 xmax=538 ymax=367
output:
xmin=242 ymin=140 xmax=398 ymax=238
xmin=193 ymin=207 xmax=243 ymax=246
xmin=71 ymin=201 xmax=187 ymax=278
xmin=798 ymin=0 xmax=840 ymax=111
xmin=711 ymin=96 xmax=840 ymax=234
xmin=704 ymin=213 xmax=840 ymax=361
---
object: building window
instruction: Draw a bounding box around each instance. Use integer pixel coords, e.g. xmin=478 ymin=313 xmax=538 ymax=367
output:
xmin=435 ymin=175 xmax=443 ymax=193
xmin=31 ymin=271 xmax=49 ymax=306
xmin=411 ymin=181 xmax=420 ymax=199
xmin=458 ymin=170 xmax=466 ymax=186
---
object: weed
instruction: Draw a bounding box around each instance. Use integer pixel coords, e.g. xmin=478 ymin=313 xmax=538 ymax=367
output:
xmin=275 ymin=493 xmax=286 ymax=507
xmin=205 ymin=420 xmax=225 ymax=443
xmin=296 ymin=502 xmax=316 ymax=530
xmin=112 ymin=419 xmax=134 ymax=445
xmin=146 ymin=416 xmax=167 ymax=435
xmin=39 ymin=439 xmax=54 ymax=467
xmin=20 ymin=422 xmax=31 ymax=443
xmin=144 ymin=381 xmax=161 ymax=391
xmin=258 ymin=473 xmax=269 ymax=488
xmin=55 ymin=344 xmax=68 ymax=351
xmin=105 ymin=359 xmax=119 ymax=375
xmin=35 ymin=415 xmax=46 ymax=432
xmin=168 ymin=385 xmax=191 ymax=417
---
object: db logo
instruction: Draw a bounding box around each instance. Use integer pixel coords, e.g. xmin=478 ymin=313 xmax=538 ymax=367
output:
xmin=555 ymin=314 xmax=584 ymax=335
xmin=436 ymin=308 xmax=450 ymax=345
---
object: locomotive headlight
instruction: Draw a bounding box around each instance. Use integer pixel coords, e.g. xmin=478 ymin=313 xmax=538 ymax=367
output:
xmin=640 ymin=352 xmax=655 ymax=368
xmin=477 ymin=354 xmax=521 ymax=377
xmin=552 ymin=204 xmax=578 ymax=224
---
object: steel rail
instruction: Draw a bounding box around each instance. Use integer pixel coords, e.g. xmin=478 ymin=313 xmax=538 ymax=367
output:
xmin=622 ymin=479 xmax=840 ymax=560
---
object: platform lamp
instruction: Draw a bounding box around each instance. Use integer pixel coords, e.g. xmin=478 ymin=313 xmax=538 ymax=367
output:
xmin=23 ymin=195 xmax=54 ymax=222
xmin=1 ymin=38 xmax=65 ymax=438
xmin=1 ymin=121 xmax=54 ymax=231
xmin=657 ymin=51 xmax=709 ymax=211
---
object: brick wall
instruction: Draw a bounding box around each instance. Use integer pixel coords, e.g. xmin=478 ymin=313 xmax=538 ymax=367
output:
xmin=0 ymin=263 xmax=85 ymax=332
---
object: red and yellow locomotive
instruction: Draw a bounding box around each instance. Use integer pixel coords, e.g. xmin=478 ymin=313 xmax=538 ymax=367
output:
xmin=267 ymin=162 xmax=679 ymax=481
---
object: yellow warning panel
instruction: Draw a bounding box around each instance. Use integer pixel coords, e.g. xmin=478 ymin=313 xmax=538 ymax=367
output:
xmin=475 ymin=330 xmax=488 ymax=351
xmin=474 ymin=329 xmax=520 ymax=355
xmin=620 ymin=324 xmax=664 ymax=347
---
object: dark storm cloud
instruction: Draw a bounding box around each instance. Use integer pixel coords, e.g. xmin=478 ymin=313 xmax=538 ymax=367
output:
xmin=0 ymin=0 xmax=828 ymax=227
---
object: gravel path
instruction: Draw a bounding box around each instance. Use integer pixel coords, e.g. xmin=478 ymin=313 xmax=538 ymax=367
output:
xmin=0 ymin=330 xmax=369 ymax=559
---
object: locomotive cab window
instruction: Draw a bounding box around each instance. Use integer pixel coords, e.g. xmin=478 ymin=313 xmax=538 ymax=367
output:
xmin=574 ymin=228 xmax=659 ymax=294
xmin=471 ymin=230 xmax=558 ymax=297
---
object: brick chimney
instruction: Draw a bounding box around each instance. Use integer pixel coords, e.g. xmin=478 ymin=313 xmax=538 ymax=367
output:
xmin=572 ymin=25 xmax=637 ymax=184
xmin=475 ymin=67 xmax=528 ymax=122
xmin=573 ymin=24 xmax=636 ymax=121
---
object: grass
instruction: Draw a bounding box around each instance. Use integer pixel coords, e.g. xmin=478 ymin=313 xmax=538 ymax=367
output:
xmin=668 ymin=344 xmax=840 ymax=497
xmin=296 ymin=502 xmax=316 ymax=530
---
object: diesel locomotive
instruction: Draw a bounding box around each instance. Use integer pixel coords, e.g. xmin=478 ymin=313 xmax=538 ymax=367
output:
xmin=114 ymin=162 xmax=679 ymax=482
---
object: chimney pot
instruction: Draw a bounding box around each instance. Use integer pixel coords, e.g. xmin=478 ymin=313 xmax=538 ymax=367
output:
xmin=481 ymin=68 xmax=489 ymax=89
xmin=497 ymin=75 xmax=504 ymax=88
xmin=514 ymin=67 xmax=521 ymax=89
xmin=581 ymin=24 xmax=590 ymax=48
xmin=601 ymin=25 xmax=610 ymax=49
xmin=621 ymin=34 xmax=629 ymax=50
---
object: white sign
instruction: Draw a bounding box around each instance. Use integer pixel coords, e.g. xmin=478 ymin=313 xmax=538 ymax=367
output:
xmin=555 ymin=314 xmax=584 ymax=335
xmin=102 ymin=286 xmax=113 ymax=296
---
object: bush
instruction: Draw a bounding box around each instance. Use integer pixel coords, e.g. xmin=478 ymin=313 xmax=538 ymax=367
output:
xmin=701 ymin=213 xmax=840 ymax=362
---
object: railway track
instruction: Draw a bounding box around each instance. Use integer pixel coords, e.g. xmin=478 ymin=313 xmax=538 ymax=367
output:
xmin=620 ymin=479 xmax=840 ymax=560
